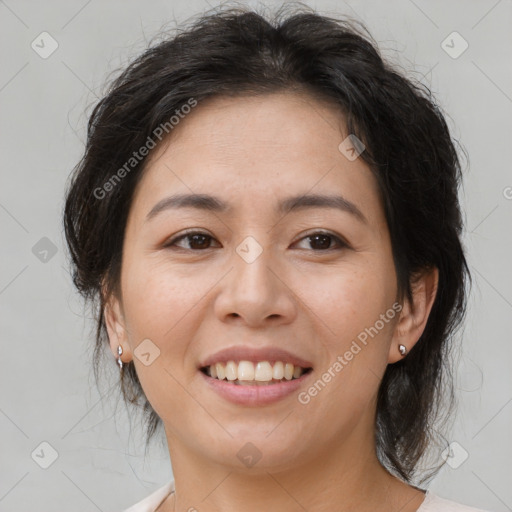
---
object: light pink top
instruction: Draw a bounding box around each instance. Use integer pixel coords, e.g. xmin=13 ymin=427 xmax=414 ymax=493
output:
xmin=122 ymin=480 xmax=492 ymax=512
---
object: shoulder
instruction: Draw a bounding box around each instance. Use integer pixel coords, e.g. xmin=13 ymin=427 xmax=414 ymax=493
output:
xmin=419 ymin=490 xmax=494 ymax=512
xmin=121 ymin=480 xmax=175 ymax=512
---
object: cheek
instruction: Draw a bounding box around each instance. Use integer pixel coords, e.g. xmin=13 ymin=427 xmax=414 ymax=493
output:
xmin=297 ymin=263 xmax=394 ymax=344
xmin=121 ymin=258 xmax=207 ymax=339
xmin=119 ymin=262 xmax=205 ymax=418
xmin=295 ymin=267 xmax=396 ymax=432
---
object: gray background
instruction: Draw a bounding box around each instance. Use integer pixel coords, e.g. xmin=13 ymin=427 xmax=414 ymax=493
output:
xmin=1 ymin=0 xmax=511 ymax=511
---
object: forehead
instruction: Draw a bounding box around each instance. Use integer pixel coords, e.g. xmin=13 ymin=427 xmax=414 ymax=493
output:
xmin=162 ymin=91 xmax=349 ymax=163
xmin=131 ymin=92 xmax=383 ymax=225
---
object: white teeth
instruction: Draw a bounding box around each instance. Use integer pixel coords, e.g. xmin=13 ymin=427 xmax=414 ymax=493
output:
xmin=238 ymin=360 xmax=254 ymax=380
xmin=225 ymin=361 xmax=237 ymax=381
xmin=255 ymin=361 xmax=273 ymax=381
xmin=205 ymin=360 xmax=308 ymax=383
xmin=272 ymin=361 xmax=284 ymax=380
xmin=284 ymin=363 xmax=294 ymax=381
xmin=215 ymin=362 xmax=225 ymax=380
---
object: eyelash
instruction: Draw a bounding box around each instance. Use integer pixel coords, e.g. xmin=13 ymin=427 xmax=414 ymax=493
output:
xmin=163 ymin=229 xmax=348 ymax=252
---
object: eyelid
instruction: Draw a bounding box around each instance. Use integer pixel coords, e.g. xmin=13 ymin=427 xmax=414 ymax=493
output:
xmin=163 ymin=229 xmax=218 ymax=248
xmin=163 ymin=228 xmax=349 ymax=251
xmin=292 ymin=229 xmax=349 ymax=250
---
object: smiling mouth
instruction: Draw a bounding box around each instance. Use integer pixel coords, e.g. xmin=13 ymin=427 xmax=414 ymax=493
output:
xmin=199 ymin=360 xmax=313 ymax=385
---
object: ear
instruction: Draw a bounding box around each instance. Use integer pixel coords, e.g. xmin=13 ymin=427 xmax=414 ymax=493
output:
xmin=388 ymin=266 xmax=439 ymax=364
xmin=104 ymin=292 xmax=132 ymax=365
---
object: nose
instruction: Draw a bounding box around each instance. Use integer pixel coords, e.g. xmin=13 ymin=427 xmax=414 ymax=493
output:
xmin=213 ymin=240 xmax=297 ymax=328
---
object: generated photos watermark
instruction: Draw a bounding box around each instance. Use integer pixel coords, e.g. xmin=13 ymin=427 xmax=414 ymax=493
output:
xmin=297 ymin=301 xmax=403 ymax=405
xmin=93 ymin=97 xmax=198 ymax=200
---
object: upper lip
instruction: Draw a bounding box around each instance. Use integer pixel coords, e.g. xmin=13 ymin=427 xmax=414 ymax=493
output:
xmin=199 ymin=345 xmax=314 ymax=369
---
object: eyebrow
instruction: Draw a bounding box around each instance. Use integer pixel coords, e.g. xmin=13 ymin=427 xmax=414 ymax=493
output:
xmin=145 ymin=192 xmax=367 ymax=224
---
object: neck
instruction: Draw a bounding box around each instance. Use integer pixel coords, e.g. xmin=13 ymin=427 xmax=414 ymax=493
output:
xmin=160 ymin=422 xmax=423 ymax=512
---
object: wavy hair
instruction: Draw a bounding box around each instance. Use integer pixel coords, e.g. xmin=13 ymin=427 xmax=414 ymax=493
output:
xmin=63 ymin=3 xmax=470 ymax=485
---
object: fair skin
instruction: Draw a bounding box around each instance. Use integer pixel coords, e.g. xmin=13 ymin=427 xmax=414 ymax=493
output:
xmin=104 ymin=92 xmax=438 ymax=512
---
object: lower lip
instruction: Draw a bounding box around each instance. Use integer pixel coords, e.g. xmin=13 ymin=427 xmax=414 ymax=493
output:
xmin=199 ymin=369 xmax=313 ymax=406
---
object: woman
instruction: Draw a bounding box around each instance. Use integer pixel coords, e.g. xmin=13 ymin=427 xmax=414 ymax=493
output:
xmin=63 ymin=5 xmax=491 ymax=512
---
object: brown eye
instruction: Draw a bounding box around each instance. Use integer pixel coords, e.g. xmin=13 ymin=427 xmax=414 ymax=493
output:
xmin=164 ymin=232 xmax=219 ymax=250
xmin=294 ymin=232 xmax=348 ymax=251
xmin=163 ymin=230 xmax=347 ymax=252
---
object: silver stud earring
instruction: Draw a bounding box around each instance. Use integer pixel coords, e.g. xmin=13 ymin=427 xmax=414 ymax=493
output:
xmin=398 ymin=344 xmax=407 ymax=356
xmin=117 ymin=345 xmax=123 ymax=369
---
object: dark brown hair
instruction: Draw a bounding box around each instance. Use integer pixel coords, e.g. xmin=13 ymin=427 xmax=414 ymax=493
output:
xmin=63 ymin=3 xmax=470 ymax=485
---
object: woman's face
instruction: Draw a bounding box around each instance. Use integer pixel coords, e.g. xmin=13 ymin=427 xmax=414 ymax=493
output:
xmin=107 ymin=92 xmax=408 ymax=471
